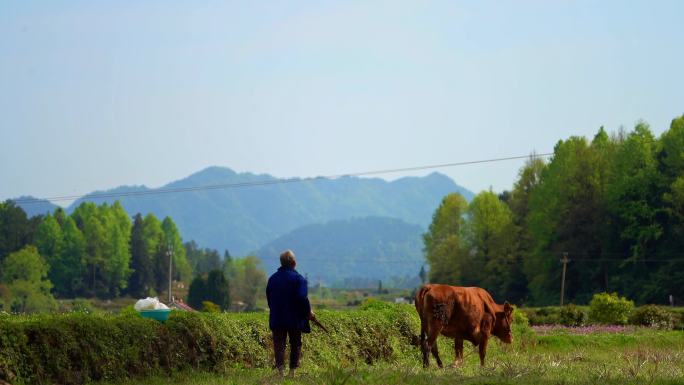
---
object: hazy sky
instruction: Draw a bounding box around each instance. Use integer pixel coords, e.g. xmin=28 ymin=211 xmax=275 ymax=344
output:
xmin=2 ymin=0 xmax=683 ymax=203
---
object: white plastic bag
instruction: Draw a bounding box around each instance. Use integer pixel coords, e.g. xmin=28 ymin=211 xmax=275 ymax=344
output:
xmin=135 ymin=297 xmax=169 ymax=311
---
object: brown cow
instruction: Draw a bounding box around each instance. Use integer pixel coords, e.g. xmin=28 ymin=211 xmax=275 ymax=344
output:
xmin=415 ymin=284 xmax=514 ymax=368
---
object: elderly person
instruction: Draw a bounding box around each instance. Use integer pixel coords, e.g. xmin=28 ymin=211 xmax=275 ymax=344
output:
xmin=266 ymin=249 xmax=314 ymax=377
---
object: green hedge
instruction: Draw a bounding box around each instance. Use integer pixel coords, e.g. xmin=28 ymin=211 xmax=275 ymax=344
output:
xmin=0 ymin=305 xmax=421 ymax=385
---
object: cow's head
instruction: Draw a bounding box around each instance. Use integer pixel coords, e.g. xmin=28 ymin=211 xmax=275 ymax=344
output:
xmin=494 ymin=302 xmax=514 ymax=344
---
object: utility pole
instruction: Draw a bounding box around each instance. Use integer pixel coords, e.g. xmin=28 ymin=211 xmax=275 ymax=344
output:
xmin=167 ymin=244 xmax=173 ymax=304
xmin=560 ymin=252 xmax=569 ymax=306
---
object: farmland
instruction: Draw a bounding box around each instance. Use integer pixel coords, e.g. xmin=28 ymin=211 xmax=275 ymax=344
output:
xmin=3 ymin=304 xmax=684 ymax=385
xmin=101 ymin=326 xmax=684 ymax=385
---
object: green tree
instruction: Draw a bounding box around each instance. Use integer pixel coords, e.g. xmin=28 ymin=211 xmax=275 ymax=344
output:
xmin=605 ymin=123 xmax=664 ymax=302
xmin=464 ymin=191 xmax=522 ymax=302
xmin=653 ymin=115 xmax=684 ymax=302
xmin=53 ymin=207 xmax=66 ymax=227
xmin=56 ymin=217 xmax=86 ymax=297
xmin=419 ymin=265 xmax=427 ymax=285
xmin=0 ymin=245 xmax=56 ymax=313
xmin=103 ymin=202 xmax=132 ymax=297
xmin=185 ymin=241 xmax=222 ymax=277
xmin=71 ymin=201 xmax=132 ymax=297
xmin=423 ymin=193 xmax=468 ymax=284
xmin=153 ymin=242 xmax=171 ymax=297
xmin=526 ymin=134 xmax=613 ymax=304
xmin=141 ymin=214 xmax=167 ymax=295
xmin=507 ymin=157 xmax=546 ymax=303
xmin=161 ymin=217 xmax=192 ymax=282
xmin=187 ymin=274 xmax=207 ymax=310
xmin=205 ymin=269 xmax=230 ymax=311
xmin=128 ymin=214 xmax=154 ymax=298
xmin=34 ymin=214 xmax=63 ymax=268
xmin=0 ymin=201 xmax=33 ymax=264
xmin=72 ymin=202 xmax=108 ymax=297
xmin=225 ymin=255 xmax=266 ymax=310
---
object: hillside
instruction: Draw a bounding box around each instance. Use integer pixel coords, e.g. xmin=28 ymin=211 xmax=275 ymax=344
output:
xmin=65 ymin=166 xmax=473 ymax=255
xmin=12 ymin=196 xmax=60 ymax=218
xmin=256 ymin=216 xmax=424 ymax=287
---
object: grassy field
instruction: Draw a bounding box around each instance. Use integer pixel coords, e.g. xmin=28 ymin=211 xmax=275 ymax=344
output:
xmin=99 ymin=328 xmax=684 ymax=385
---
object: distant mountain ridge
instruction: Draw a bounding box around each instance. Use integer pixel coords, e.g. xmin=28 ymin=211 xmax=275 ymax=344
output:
xmin=14 ymin=166 xmax=474 ymax=256
xmin=12 ymin=196 xmax=60 ymax=218
xmin=256 ymin=216 xmax=424 ymax=286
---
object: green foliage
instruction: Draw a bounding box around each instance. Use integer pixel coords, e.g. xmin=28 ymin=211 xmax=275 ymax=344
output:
xmin=0 ymin=200 xmax=34 ymax=265
xmin=463 ymin=191 xmax=522 ymax=302
xmin=511 ymin=306 xmax=536 ymax=346
xmin=423 ymin=193 xmax=468 ymax=284
xmin=206 ymin=270 xmax=230 ymax=310
xmin=71 ymin=202 xmax=132 ymax=298
xmin=588 ymin=292 xmax=634 ymax=325
xmin=423 ymin=114 xmax=684 ymax=306
xmin=128 ymin=214 xmax=154 ymax=298
xmin=521 ymin=307 xmax=561 ymax=325
xmin=187 ymin=275 xmax=207 ymax=310
xmin=0 ymin=305 xmax=423 ymax=384
xmin=188 ymin=270 xmax=230 ymax=311
xmin=70 ymin=298 xmax=94 ymax=314
xmin=201 ymin=301 xmax=220 ymax=313
xmin=161 ymin=217 xmax=191 ymax=282
xmin=559 ymin=304 xmax=586 ymax=326
xmin=422 ymin=190 xmax=524 ymax=302
xmin=56 ymin=217 xmax=86 ymax=297
xmin=526 ymin=136 xmax=612 ymax=305
xmin=34 ymin=214 xmax=62 ymax=266
xmin=0 ymin=246 xmax=56 ymax=313
xmin=224 ymin=256 xmax=266 ymax=311
xmin=359 ymin=297 xmax=394 ymax=311
xmin=629 ymin=305 xmax=675 ymax=329
xmin=185 ymin=241 xmax=221 ymax=277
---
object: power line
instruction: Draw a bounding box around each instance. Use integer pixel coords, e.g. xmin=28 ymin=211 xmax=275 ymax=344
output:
xmin=275 ymin=255 xmax=684 ymax=265
xmin=12 ymin=153 xmax=552 ymax=205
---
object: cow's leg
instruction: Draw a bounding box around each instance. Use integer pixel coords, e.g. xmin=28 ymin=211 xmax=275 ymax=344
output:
xmin=431 ymin=342 xmax=443 ymax=368
xmin=478 ymin=335 xmax=489 ymax=367
xmin=423 ymin=324 xmax=442 ymax=368
xmin=452 ymin=338 xmax=464 ymax=367
xmin=420 ymin=318 xmax=429 ymax=368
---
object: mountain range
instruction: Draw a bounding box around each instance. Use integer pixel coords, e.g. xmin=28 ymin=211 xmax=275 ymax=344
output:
xmin=13 ymin=166 xmax=474 ymax=283
xmin=257 ymin=216 xmax=425 ymax=286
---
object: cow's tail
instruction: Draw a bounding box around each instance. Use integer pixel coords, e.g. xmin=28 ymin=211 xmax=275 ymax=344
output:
xmin=416 ymin=285 xmax=432 ymax=342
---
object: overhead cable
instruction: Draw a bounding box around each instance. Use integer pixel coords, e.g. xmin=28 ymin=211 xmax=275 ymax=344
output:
xmin=12 ymin=153 xmax=552 ymax=204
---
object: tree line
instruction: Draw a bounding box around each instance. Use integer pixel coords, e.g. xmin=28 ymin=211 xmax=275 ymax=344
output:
xmin=425 ymin=114 xmax=684 ymax=306
xmin=0 ymin=201 xmax=266 ymax=312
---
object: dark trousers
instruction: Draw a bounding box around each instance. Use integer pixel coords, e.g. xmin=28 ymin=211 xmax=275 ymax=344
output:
xmin=272 ymin=329 xmax=302 ymax=369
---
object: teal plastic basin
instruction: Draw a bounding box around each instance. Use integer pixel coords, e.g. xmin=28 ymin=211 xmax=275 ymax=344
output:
xmin=139 ymin=309 xmax=171 ymax=322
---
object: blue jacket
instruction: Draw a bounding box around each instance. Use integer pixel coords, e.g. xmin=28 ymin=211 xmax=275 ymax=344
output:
xmin=266 ymin=266 xmax=311 ymax=333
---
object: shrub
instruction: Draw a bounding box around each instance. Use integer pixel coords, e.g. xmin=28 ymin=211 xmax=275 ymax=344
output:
xmin=559 ymin=304 xmax=585 ymax=326
xmin=588 ymin=292 xmax=634 ymax=325
xmin=511 ymin=306 xmax=536 ymax=346
xmin=71 ymin=299 xmax=94 ymax=314
xmin=0 ymin=305 xmax=422 ymax=384
xmin=201 ymin=301 xmax=220 ymax=313
xmin=629 ymin=305 xmax=674 ymax=329
xmin=671 ymin=308 xmax=684 ymax=330
xmin=359 ymin=297 xmax=394 ymax=311
xmin=523 ymin=307 xmax=561 ymax=325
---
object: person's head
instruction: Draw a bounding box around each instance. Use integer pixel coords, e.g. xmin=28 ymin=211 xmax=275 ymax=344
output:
xmin=280 ymin=249 xmax=296 ymax=268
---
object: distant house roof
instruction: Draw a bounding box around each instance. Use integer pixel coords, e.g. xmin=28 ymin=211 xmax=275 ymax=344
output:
xmin=169 ymin=298 xmax=196 ymax=312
